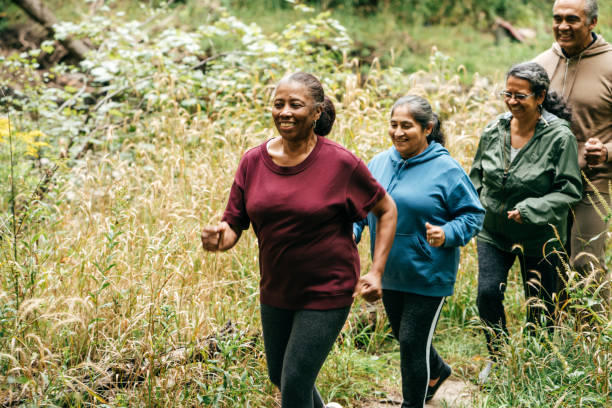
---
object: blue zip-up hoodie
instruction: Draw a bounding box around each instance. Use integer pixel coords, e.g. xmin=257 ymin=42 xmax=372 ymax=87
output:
xmin=354 ymin=142 xmax=484 ymax=297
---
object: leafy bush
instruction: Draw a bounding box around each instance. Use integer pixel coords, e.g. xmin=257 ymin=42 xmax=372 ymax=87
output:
xmin=229 ymin=0 xmax=553 ymax=24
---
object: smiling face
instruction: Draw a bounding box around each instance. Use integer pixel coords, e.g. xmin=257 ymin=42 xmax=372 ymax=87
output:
xmin=388 ymin=104 xmax=431 ymax=159
xmin=553 ymin=0 xmax=597 ymax=57
xmin=272 ymin=80 xmax=321 ymax=142
xmin=504 ymin=76 xmax=546 ymax=122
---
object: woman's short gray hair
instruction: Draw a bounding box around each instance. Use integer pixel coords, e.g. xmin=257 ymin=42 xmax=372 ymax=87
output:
xmin=506 ymin=62 xmax=572 ymax=122
xmin=506 ymin=62 xmax=550 ymax=98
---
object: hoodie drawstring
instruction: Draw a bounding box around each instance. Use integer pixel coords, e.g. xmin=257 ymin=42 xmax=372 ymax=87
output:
xmin=561 ymin=53 xmax=583 ymax=99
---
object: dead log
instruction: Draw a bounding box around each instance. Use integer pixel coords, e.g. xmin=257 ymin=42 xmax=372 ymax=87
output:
xmin=493 ymin=17 xmax=525 ymax=43
xmin=11 ymin=0 xmax=91 ymax=60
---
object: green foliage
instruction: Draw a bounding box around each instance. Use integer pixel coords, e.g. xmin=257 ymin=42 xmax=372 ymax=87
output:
xmin=230 ymin=0 xmax=552 ymax=24
xmin=0 ymin=0 xmax=15 ymax=31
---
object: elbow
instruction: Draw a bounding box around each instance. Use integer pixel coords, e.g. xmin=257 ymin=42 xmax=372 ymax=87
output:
xmin=388 ymin=196 xmax=398 ymax=222
xmin=385 ymin=194 xmax=398 ymax=227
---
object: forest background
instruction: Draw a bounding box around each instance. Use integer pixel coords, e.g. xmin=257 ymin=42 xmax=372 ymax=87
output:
xmin=0 ymin=0 xmax=611 ymax=406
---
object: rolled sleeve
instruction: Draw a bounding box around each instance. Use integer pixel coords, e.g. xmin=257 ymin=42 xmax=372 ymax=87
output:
xmin=346 ymin=159 xmax=386 ymax=222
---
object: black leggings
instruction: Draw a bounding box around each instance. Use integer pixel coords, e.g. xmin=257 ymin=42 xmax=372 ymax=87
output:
xmin=260 ymin=303 xmax=350 ymax=408
xmin=476 ymin=239 xmax=561 ymax=356
xmin=382 ymin=290 xmax=445 ymax=408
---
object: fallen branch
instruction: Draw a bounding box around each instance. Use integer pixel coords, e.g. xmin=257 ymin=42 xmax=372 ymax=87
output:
xmin=11 ymin=0 xmax=92 ymax=60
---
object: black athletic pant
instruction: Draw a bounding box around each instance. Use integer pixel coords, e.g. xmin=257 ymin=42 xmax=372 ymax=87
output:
xmin=382 ymin=290 xmax=445 ymax=408
xmin=476 ymin=239 xmax=560 ymax=356
xmin=260 ymin=303 xmax=350 ymax=408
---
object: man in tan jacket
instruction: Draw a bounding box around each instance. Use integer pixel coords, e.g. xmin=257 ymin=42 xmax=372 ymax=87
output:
xmin=534 ymin=0 xmax=611 ymax=312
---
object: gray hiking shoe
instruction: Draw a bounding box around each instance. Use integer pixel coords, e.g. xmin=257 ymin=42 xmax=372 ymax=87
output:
xmin=478 ymin=361 xmax=495 ymax=385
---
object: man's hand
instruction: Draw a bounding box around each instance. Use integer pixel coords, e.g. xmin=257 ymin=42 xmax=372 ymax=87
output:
xmin=585 ymin=138 xmax=608 ymax=166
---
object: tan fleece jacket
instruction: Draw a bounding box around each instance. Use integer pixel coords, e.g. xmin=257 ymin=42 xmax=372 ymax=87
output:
xmin=534 ymin=34 xmax=612 ymax=193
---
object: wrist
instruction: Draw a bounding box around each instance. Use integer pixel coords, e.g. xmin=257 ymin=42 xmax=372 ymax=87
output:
xmin=368 ymin=265 xmax=385 ymax=278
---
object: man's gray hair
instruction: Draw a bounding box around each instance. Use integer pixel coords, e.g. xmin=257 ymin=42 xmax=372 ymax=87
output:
xmin=554 ymin=0 xmax=598 ymax=24
xmin=584 ymin=0 xmax=599 ymax=23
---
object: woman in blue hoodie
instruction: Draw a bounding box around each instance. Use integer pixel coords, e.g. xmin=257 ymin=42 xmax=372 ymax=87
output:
xmin=354 ymin=95 xmax=484 ymax=407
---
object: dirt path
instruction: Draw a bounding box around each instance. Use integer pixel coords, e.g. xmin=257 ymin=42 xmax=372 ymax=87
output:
xmin=364 ymin=379 xmax=475 ymax=408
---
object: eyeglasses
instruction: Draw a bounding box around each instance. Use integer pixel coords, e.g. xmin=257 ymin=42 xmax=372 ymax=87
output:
xmin=499 ymin=91 xmax=535 ymax=101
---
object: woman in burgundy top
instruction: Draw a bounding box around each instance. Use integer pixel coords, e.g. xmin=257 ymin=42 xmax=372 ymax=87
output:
xmin=201 ymin=72 xmax=396 ymax=408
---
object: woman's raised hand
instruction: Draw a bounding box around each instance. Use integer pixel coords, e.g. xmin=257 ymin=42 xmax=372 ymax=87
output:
xmin=201 ymin=221 xmax=239 ymax=252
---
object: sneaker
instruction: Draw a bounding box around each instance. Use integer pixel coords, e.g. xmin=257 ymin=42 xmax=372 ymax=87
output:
xmin=425 ymin=362 xmax=451 ymax=402
xmin=478 ymin=361 xmax=494 ymax=385
xmin=326 ymin=403 xmax=343 ymax=408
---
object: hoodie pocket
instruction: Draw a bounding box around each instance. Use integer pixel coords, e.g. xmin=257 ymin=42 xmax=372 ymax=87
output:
xmin=387 ymin=233 xmax=433 ymax=269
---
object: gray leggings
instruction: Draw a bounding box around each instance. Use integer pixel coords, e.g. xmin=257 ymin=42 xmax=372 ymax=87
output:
xmin=260 ymin=303 xmax=350 ymax=408
xmin=382 ymin=290 xmax=445 ymax=408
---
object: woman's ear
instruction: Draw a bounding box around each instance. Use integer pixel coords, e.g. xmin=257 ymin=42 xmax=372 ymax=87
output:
xmin=425 ymin=123 xmax=434 ymax=136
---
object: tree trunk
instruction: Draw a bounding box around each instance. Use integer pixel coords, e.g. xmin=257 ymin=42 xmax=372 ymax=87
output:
xmin=11 ymin=0 xmax=91 ymax=60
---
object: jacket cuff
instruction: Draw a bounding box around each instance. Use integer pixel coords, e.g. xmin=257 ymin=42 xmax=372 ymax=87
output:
xmin=515 ymin=203 xmax=529 ymax=224
xmin=441 ymin=223 xmax=457 ymax=248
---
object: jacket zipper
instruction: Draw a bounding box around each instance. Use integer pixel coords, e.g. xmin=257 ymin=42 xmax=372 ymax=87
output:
xmin=501 ymin=124 xmax=511 ymax=188
xmin=499 ymin=120 xmax=542 ymax=214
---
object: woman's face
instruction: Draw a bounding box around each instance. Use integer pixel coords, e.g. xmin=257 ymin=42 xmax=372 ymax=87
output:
xmin=272 ymin=80 xmax=321 ymax=141
xmin=389 ymin=105 xmax=431 ymax=159
xmin=504 ymin=76 xmax=545 ymax=121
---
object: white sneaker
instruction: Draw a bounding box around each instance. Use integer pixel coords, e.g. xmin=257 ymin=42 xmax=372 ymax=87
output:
xmin=478 ymin=361 xmax=494 ymax=385
xmin=326 ymin=403 xmax=343 ymax=408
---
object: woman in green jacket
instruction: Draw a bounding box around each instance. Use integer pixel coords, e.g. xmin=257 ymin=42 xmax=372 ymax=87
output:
xmin=469 ymin=62 xmax=582 ymax=383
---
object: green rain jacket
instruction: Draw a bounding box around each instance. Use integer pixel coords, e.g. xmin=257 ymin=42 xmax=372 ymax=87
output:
xmin=469 ymin=110 xmax=582 ymax=256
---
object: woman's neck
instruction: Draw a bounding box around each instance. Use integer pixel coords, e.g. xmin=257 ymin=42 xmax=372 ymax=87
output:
xmin=510 ymin=113 xmax=540 ymax=148
xmin=268 ymin=132 xmax=318 ymax=166
xmin=512 ymin=113 xmax=540 ymax=136
xmin=282 ymin=133 xmax=318 ymax=156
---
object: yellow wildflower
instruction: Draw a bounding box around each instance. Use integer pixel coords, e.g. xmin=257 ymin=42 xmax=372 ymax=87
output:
xmin=18 ymin=130 xmax=49 ymax=158
xmin=0 ymin=117 xmax=9 ymax=143
xmin=0 ymin=118 xmax=49 ymax=157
